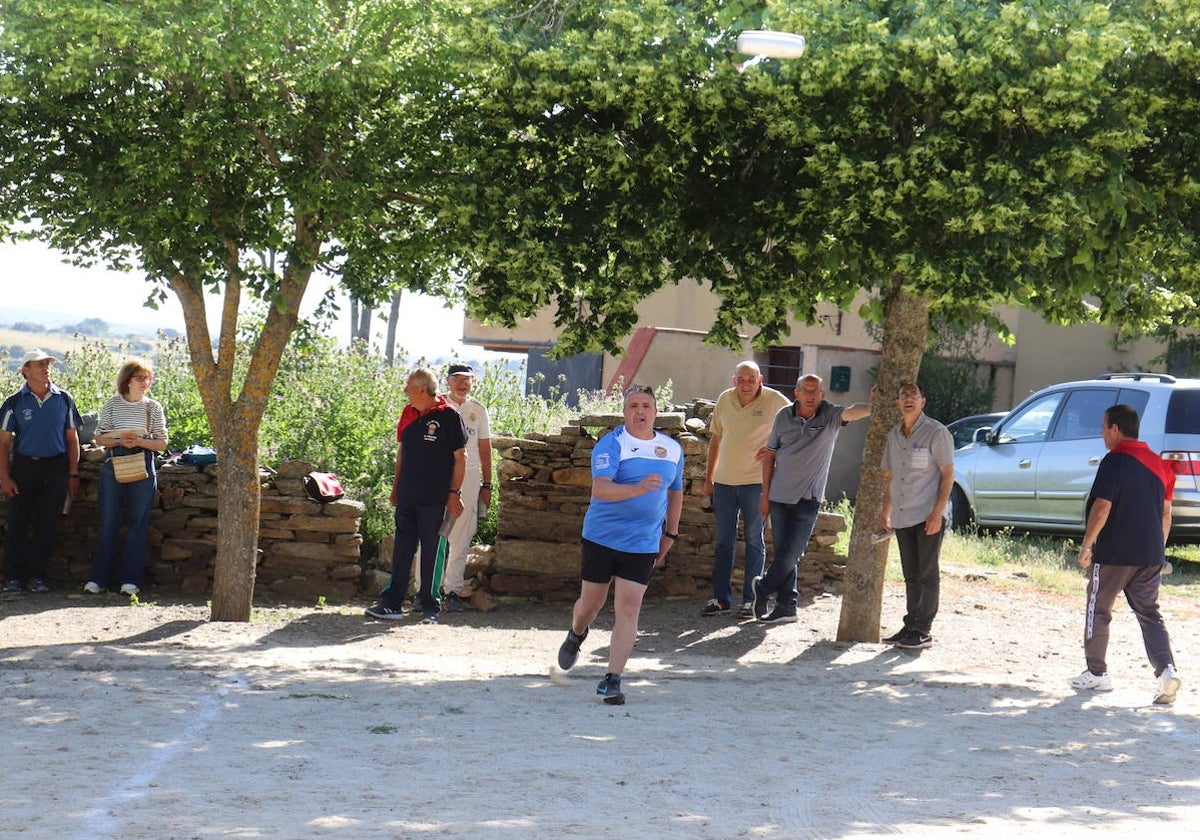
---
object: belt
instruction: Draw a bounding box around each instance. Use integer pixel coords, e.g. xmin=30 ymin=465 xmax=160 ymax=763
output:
xmin=15 ymin=452 xmax=66 ymax=461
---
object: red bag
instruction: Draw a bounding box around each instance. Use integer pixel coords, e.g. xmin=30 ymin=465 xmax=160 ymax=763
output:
xmin=303 ymin=472 xmax=345 ymax=503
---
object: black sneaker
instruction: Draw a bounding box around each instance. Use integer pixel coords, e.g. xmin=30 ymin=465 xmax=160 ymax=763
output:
xmin=421 ymin=611 xmax=440 ymax=624
xmin=761 ymin=604 xmax=798 ymax=624
xmin=596 ymin=673 xmax=625 ymax=705
xmin=894 ymin=630 xmax=932 ymax=650
xmin=3 ymin=579 xmax=23 ymax=593
xmin=700 ymin=598 xmax=730 ymax=617
xmin=751 ymin=576 xmax=771 ymax=620
xmin=444 ymin=592 xmax=464 ymax=613
xmin=26 ymin=578 xmax=50 ymax=594
xmin=557 ymin=626 xmax=589 ymax=671
xmin=881 ymin=628 xmax=907 ymax=644
xmin=736 ymin=602 xmax=754 ymax=619
xmin=364 ymin=603 xmax=406 ymax=620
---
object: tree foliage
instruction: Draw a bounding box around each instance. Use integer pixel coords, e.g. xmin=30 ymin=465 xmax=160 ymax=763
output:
xmin=444 ymin=0 xmax=1200 ymax=638
xmin=0 ymin=0 xmax=468 ymax=620
xmin=448 ymin=0 xmax=1198 ymax=357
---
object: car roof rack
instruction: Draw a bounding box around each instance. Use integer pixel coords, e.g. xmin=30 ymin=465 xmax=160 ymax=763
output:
xmin=1094 ymin=372 xmax=1177 ymax=383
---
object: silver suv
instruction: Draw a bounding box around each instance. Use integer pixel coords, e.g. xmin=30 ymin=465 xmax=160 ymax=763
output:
xmin=950 ymin=373 xmax=1200 ymax=537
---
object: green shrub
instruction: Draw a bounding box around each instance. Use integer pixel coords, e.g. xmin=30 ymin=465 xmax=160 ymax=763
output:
xmin=43 ymin=330 xmax=633 ymax=564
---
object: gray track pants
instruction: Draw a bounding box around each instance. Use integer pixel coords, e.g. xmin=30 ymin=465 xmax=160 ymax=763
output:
xmin=1083 ymin=563 xmax=1175 ymax=676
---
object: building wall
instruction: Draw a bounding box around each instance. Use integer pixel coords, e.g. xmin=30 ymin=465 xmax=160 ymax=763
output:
xmin=465 ymin=284 xmax=1176 ymax=486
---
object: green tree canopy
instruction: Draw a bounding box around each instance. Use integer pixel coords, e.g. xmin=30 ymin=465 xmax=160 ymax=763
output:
xmin=0 ymin=0 xmax=469 ymax=619
xmin=445 ymin=0 xmax=1200 ymax=638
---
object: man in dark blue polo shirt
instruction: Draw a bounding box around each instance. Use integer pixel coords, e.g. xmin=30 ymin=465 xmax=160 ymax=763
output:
xmin=0 ymin=349 xmax=83 ymax=593
xmin=365 ymin=367 xmax=466 ymax=624
xmin=1071 ymin=404 xmax=1182 ymax=705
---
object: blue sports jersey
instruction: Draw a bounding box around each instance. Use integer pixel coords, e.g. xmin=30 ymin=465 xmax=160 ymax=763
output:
xmin=582 ymin=426 xmax=684 ymax=553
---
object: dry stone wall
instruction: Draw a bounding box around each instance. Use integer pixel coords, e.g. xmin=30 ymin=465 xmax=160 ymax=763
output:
xmin=6 ymin=403 xmax=847 ymax=606
xmin=0 ymin=450 xmax=364 ymax=601
xmin=482 ymin=403 xmax=849 ymax=602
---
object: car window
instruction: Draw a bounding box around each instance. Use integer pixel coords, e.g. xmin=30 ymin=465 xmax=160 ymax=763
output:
xmin=996 ymin=392 xmax=1063 ymax=443
xmin=1049 ymin=389 xmax=1121 ymax=441
xmin=1165 ymin=390 xmax=1200 ymax=434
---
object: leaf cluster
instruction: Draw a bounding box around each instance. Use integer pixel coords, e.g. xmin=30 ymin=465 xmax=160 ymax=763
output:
xmin=444 ymin=0 xmax=1200 ymax=355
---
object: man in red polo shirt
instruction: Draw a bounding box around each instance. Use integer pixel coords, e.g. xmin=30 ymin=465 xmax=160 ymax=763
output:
xmin=365 ymin=367 xmax=466 ymax=623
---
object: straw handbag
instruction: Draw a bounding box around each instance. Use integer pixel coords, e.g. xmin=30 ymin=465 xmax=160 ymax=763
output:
xmin=109 ymin=403 xmax=152 ymax=484
xmin=111 ymin=453 xmax=149 ymax=484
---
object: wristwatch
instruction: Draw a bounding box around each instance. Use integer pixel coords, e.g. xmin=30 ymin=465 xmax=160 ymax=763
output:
xmin=448 ymin=488 xmax=462 ymax=496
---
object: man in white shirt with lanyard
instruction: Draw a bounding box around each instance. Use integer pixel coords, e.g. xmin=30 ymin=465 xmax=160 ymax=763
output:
xmin=440 ymin=363 xmax=493 ymax=611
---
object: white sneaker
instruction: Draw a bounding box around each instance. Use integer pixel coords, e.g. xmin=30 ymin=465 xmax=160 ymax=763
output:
xmin=82 ymin=581 xmax=102 ymax=594
xmin=1154 ymin=664 xmax=1182 ymax=705
xmin=119 ymin=583 xmax=140 ymax=596
xmin=1070 ymin=669 xmax=1113 ymax=691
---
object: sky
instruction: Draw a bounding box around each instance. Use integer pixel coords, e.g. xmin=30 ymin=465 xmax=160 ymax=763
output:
xmin=0 ymin=239 xmax=492 ymax=361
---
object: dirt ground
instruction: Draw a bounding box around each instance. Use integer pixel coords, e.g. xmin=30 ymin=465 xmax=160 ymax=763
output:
xmin=2 ymin=568 xmax=1198 ymax=839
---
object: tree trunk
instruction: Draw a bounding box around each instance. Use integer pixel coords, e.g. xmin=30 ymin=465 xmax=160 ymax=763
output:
xmin=209 ymin=419 xmax=262 ymax=622
xmin=349 ymin=294 xmax=372 ymax=349
xmin=168 ymin=249 xmax=310 ymax=622
xmin=385 ymin=289 xmax=402 ymax=367
xmin=836 ymin=281 xmax=930 ymax=643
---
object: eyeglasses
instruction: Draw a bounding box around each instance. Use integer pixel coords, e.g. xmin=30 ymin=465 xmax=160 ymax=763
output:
xmin=624 ymin=385 xmax=655 ymax=398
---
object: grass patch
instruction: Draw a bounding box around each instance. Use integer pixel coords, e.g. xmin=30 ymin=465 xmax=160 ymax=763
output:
xmin=828 ymin=499 xmax=1200 ymax=598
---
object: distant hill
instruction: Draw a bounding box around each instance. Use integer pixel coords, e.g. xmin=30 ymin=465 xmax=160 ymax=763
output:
xmin=1 ymin=323 xmax=162 ymax=377
xmin=1 ymin=305 xmax=176 ymax=339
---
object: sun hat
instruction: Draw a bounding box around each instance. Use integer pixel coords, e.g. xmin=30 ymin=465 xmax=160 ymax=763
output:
xmin=21 ymin=349 xmax=57 ymax=366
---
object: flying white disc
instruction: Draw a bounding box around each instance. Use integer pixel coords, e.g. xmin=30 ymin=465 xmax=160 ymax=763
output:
xmin=736 ymin=30 xmax=807 ymax=60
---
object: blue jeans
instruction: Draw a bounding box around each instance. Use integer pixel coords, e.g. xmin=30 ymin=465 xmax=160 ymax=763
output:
xmin=90 ymin=458 xmax=157 ymax=587
xmin=711 ymin=482 xmax=767 ymax=605
xmin=760 ymin=498 xmax=821 ymax=607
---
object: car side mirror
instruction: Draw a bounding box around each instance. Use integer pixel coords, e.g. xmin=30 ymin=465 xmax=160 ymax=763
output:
xmin=974 ymin=426 xmax=993 ymax=444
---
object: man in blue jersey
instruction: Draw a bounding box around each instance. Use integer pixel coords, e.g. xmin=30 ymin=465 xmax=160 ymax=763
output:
xmin=556 ymin=385 xmax=684 ymax=705
xmin=0 ymin=349 xmax=83 ymax=593
xmin=1071 ymin=404 xmax=1182 ymax=704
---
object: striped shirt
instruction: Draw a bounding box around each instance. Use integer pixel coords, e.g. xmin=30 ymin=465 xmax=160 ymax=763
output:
xmin=97 ymin=395 xmax=169 ymax=444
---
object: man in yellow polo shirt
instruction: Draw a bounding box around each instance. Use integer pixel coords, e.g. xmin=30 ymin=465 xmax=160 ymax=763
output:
xmin=702 ymin=361 xmax=790 ymax=618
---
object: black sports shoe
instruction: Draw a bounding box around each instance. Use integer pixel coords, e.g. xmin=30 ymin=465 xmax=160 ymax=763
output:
xmin=3 ymin=579 xmax=23 ymax=593
xmin=557 ymin=626 xmax=589 ymax=671
xmin=894 ymin=630 xmax=932 ymax=650
xmin=444 ymin=592 xmax=464 ymax=613
xmin=761 ymin=604 xmax=798 ymax=624
xmin=881 ymin=628 xmax=907 ymax=645
xmin=700 ymin=598 xmax=731 ymax=617
xmin=364 ymin=603 xmax=406 ymax=620
xmin=751 ymin=575 xmax=771 ymax=620
xmin=596 ymin=673 xmax=625 ymax=705
xmin=26 ymin=578 xmax=50 ymax=594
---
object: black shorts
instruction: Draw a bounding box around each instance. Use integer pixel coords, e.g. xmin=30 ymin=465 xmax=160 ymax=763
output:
xmin=581 ymin=538 xmax=657 ymax=586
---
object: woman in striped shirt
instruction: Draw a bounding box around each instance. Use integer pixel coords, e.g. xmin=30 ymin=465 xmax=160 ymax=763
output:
xmin=84 ymin=358 xmax=169 ymax=597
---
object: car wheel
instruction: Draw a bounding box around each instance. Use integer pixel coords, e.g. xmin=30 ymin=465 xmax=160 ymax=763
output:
xmin=949 ymin=485 xmax=973 ymax=531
